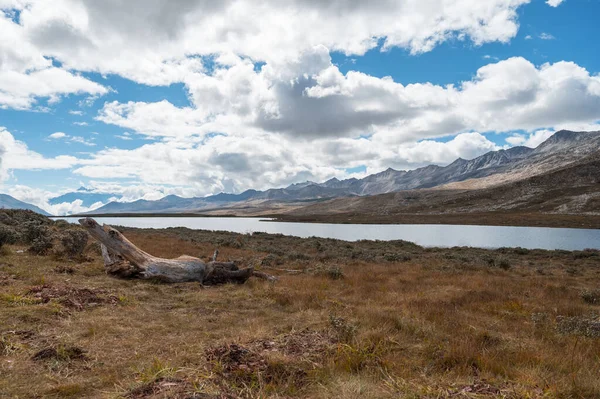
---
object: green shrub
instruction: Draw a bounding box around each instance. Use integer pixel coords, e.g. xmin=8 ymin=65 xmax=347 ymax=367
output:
xmin=0 ymin=225 xmax=19 ymax=250
xmin=58 ymin=230 xmax=89 ymax=258
xmin=23 ymin=222 xmax=51 ymax=244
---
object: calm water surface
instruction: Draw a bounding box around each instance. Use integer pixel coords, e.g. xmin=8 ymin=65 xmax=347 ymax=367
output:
xmin=55 ymin=217 xmax=600 ymax=251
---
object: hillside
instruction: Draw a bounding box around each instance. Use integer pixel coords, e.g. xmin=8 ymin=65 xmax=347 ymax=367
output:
xmin=0 ymin=194 xmax=51 ymax=216
xmin=281 ymin=153 xmax=600 ymax=227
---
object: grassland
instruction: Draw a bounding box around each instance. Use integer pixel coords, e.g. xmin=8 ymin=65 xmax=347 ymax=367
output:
xmin=2 ymin=225 xmax=600 ymax=398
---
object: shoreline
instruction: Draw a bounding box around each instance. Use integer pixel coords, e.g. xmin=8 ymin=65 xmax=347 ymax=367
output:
xmin=58 ymin=211 xmax=600 ymax=230
xmin=273 ymin=212 xmax=600 ymax=230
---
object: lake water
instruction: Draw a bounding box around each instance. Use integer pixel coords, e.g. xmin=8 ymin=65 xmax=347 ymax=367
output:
xmin=53 ymin=216 xmax=600 ymax=251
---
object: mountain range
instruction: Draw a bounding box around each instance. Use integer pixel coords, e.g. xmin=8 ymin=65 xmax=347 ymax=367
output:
xmin=48 ymin=187 xmax=123 ymax=208
xmin=2 ymin=130 xmax=598 ymax=217
xmin=0 ymin=194 xmax=51 ymax=216
xmin=81 ymin=129 xmax=600 ymax=215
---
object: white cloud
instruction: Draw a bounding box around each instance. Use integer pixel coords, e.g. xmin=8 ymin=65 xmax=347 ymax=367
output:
xmin=69 ymin=136 xmax=96 ymax=146
xmin=98 ymin=54 xmax=600 ymax=146
xmin=0 ymin=11 xmax=109 ymax=110
xmin=1 ymin=0 xmax=532 ymax=86
xmin=47 ymin=131 xmax=95 ymax=146
xmin=539 ymin=32 xmax=555 ymax=40
xmin=4 ymin=184 xmax=107 ymax=215
xmin=546 ymin=0 xmax=565 ymax=7
xmin=48 ymin=132 xmax=67 ymax=139
xmin=506 ymin=129 xmax=555 ymax=148
xmin=115 ymin=132 xmax=133 ymax=141
xmin=0 ymin=128 xmax=78 ymax=176
xmin=75 ymin=53 xmax=600 ymax=195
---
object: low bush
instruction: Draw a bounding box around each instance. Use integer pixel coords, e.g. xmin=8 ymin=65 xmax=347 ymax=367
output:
xmin=0 ymin=225 xmax=19 ymax=250
xmin=28 ymin=235 xmax=54 ymax=255
xmin=315 ymin=264 xmax=344 ymax=280
xmin=581 ymin=290 xmax=600 ymax=305
xmin=58 ymin=230 xmax=89 ymax=259
xmin=23 ymin=222 xmax=51 ymax=245
xmin=556 ymin=315 xmax=600 ymax=338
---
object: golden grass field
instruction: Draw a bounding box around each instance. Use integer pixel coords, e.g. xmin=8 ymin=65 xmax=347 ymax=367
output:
xmin=1 ymin=225 xmax=600 ymax=398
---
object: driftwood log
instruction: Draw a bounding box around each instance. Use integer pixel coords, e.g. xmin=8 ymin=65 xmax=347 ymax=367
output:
xmin=79 ymin=218 xmax=276 ymax=284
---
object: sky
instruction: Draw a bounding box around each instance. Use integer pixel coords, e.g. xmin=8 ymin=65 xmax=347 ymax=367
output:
xmin=0 ymin=0 xmax=599 ymax=215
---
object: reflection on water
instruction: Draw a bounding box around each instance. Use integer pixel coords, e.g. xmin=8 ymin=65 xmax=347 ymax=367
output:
xmin=54 ymin=217 xmax=600 ymax=251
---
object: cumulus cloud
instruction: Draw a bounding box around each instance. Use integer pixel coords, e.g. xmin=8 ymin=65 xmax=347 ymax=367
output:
xmin=546 ymin=0 xmax=565 ymax=7
xmin=506 ymin=129 xmax=555 ymax=148
xmin=98 ymin=54 xmax=600 ymax=145
xmin=1 ymin=0 xmax=532 ymax=86
xmin=0 ymin=11 xmax=109 ymax=110
xmin=0 ymin=128 xmax=79 ymax=177
xmin=48 ymin=132 xmax=67 ymax=139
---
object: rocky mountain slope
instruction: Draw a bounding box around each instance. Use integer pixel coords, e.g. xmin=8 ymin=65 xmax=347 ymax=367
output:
xmin=287 ymin=152 xmax=600 ymax=219
xmin=86 ymin=130 xmax=600 ymax=215
xmin=0 ymin=194 xmax=51 ymax=216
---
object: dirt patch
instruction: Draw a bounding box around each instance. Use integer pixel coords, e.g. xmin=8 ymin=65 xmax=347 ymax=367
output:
xmin=205 ymin=329 xmax=336 ymax=392
xmin=450 ymin=382 xmax=502 ymax=397
xmin=207 ymin=329 xmax=335 ymax=372
xmin=125 ymin=378 xmax=225 ymax=399
xmin=0 ymin=271 xmax=17 ymax=286
xmin=32 ymin=345 xmax=88 ymax=362
xmin=28 ymin=284 xmax=118 ymax=311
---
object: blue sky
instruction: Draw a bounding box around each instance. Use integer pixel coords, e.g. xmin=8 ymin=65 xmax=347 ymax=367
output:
xmin=0 ymin=0 xmax=599 ymax=214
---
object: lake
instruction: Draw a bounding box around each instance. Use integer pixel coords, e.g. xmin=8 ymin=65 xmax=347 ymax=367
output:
xmin=53 ymin=216 xmax=600 ymax=251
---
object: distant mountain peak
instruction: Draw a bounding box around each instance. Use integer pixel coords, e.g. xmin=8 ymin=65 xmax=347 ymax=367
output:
xmin=87 ymin=129 xmax=600 ymax=215
xmin=535 ymin=130 xmax=600 ymax=153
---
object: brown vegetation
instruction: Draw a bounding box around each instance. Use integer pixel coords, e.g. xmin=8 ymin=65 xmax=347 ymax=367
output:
xmin=1 ymin=212 xmax=600 ymax=397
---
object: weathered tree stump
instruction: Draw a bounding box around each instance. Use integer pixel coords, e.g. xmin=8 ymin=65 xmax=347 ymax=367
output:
xmin=79 ymin=218 xmax=276 ymax=285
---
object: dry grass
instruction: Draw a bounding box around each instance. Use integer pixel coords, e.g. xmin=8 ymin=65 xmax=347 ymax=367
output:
xmin=1 ymin=226 xmax=600 ymax=398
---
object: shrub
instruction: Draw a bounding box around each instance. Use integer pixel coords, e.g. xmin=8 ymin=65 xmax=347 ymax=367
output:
xmin=0 ymin=212 xmax=15 ymax=226
xmin=261 ymin=253 xmax=283 ymax=266
xmin=329 ymin=315 xmax=357 ymax=343
xmin=0 ymin=225 xmax=19 ymax=250
xmin=497 ymin=258 xmax=512 ymax=270
xmin=58 ymin=230 xmax=89 ymax=258
xmin=53 ymin=219 xmax=71 ymax=230
xmin=514 ymin=247 xmax=530 ymax=255
xmin=483 ymin=255 xmax=511 ymax=270
xmin=315 ymin=264 xmax=344 ymax=280
xmin=556 ymin=316 xmax=600 ymax=338
xmin=383 ymin=252 xmax=412 ymax=262
xmin=28 ymin=235 xmax=54 ymax=255
xmin=581 ymin=290 xmax=600 ymax=305
xmin=287 ymin=252 xmax=310 ymax=261
xmin=23 ymin=222 xmax=51 ymax=244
